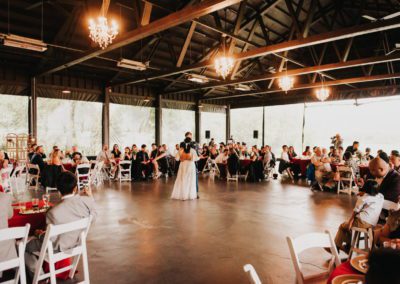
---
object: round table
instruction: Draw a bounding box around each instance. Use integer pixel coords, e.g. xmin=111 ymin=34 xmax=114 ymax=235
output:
xmin=8 ymin=201 xmax=47 ymax=234
xmin=291 ymin=158 xmax=311 ymax=176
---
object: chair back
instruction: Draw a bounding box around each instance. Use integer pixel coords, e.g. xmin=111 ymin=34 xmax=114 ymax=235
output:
xmin=119 ymin=160 xmax=131 ymax=182
xmin=0 ymin=168 xmax=12 ymax=192
xmin=75 ymin=164 xmax=91 ymax=191
xmin=33 ymin=216 xmax=92 ymax=284
xmin=337 ymin=166 xmax=357 ymax=195
xmin=0 ymin=224 xmax=30 ymax=284
xmin=26 ymin=163 xmax=40 ymax=190
xmin=90 ymin=161 xmax=104 ymax=187
xmin=243 ymin=264 xmax=262 ymax=284
xmin=287 ymin=231 xmax=340 ymax=284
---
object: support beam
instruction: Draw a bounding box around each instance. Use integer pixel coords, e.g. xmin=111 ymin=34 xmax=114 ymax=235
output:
xmin=114 ymin=17 xmax=400 ymax=87
xmin=155 ymin=94 xmax=162 ymax=145
xmin=226 ymin=105 xmax=231 ymax=143
xmin=165 ymin=53 xmax=400 ymax=95
xmin=176 ymin=22 xmax=197 ymax=67
xmin=141 ymin=1 xmax=153 ymax=26
xmin=195 ymin=101 xmax=201 ymax=143
xmin=206 ymin=72 xmax=400 ymax=100
xmin=29 ymin=77 xmax=37 ymax=140
xmin=102 ymin=87 xmax=110 ymax=146
xmin=38 ymin=0 xmax=243 ymax=77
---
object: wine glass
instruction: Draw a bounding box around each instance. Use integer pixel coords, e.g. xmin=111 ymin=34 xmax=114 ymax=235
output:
xmin=42 ymin=194 xmax=50 ymax=208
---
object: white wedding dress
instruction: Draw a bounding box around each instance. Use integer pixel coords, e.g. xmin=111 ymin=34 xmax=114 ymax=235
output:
xmin=171 ymin=148 xmax=199 ymax=200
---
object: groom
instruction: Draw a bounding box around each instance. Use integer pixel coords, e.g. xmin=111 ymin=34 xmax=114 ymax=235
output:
xmin=184 ymin=131 xmax=199 ymax=199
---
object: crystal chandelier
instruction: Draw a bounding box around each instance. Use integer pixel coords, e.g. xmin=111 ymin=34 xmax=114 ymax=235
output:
xmin=88 ymin=1 xmax=118 ymax=49
xmin=315 ymin=87 xmax=330 ymax=101
xmin=278 ymin=59 xmax=294 ymax=93
xmin=278 ymin=75 xmax=294 ymax=93
xmin=214 ymin=55 xmax=235 ymax=79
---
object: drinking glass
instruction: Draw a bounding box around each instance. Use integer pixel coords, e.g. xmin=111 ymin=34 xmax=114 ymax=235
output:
xmin=19 ymin=202 xmax=26 ymax=214
xmin=32 ymin=198 xmax=39 ymax=212
xmin=42 ymin=194 xmax=50 ymax=208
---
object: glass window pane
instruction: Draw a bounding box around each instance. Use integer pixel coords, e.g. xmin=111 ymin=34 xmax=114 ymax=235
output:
xmin=37 ymin=98 xmax=102 ymax=156
xmin=200 ymin=111 xmax=226 ymax=145
xmin=110 ymin=104 xmax=155 ymax=148
xmin=231 ymin=107 xmax=263 ymax=147
xmin=264 ymin=104 xmax=304 ymax=155
xmin=0 ymin=94 xmax=29 ymax=149
xmin=162 ymin=109 xmax=195 ymax=150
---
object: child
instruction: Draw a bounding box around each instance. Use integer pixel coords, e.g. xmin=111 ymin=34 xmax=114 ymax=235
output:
xmin=334 ymin=180 xmax=384 ymax=253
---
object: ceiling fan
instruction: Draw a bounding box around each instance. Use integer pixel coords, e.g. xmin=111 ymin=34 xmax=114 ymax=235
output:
xmin=362 ymin=11 xmax=400 ymax=22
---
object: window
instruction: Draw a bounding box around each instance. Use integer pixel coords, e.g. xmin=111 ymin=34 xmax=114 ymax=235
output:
xmin=231 ymin=107 xmax=263 ymax=147
xmin=200 ymin=111 xmax=226 ymax=145
xmin=110 ymin=104 xmax=155 ymax=148
xmin=162 ymin=109 xmax=195 ymax=150
xmin=0 ymin=94 xmax=29 ymax=149
xmin=264 ymin=103 xmax=304 ymax=155
xmin=37 ymin=98 xmax=102 ymax=155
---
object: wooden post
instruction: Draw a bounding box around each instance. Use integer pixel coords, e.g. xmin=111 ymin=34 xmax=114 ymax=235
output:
xmin=29 ymin=77 xmax=37 ymax=141
xmin=102 ymin=87 xmax=110 ymax=146
xmin=226 ymin=104 xmax=231 ymax=143
xmin=195 ymin=101 xmax=201 ymax=143
xmin=155 ymin=94 xmax=162 ymax=145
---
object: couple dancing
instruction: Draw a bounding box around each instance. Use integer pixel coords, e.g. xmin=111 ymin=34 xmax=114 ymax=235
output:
xmin=171 ymin=132 xmax=199 ymax=201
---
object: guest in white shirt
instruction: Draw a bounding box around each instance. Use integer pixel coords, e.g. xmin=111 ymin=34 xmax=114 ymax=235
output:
xmin=311 ymin=147 xmax=335 ymax=189
xmin=96 ymin=144 xmax=111 ymax=165
xmin=334 ymin=180 xmax=384 ymax=253
xmin=215 ymin=149 xmax=229 ymax=164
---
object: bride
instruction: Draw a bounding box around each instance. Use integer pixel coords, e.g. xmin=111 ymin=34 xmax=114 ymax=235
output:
xmin=171 ymin=138 xmax=199 ymax=200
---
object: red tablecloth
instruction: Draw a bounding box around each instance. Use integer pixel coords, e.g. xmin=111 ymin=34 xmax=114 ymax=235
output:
xmin=291 ymin=158 xmax=311 ymax=176
xmin=327 ymin=261 xmax=361 ymax=284
xmin=0 ymin=184 xmax=3 ymax=192
xmin=8 ymin=201 xmax=47 ymax=234
xmin=240 ymin=159 xmax=252 ymax=168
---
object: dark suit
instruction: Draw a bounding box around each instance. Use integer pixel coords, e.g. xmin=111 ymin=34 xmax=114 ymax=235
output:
xmin=30 ymin=153 xmax=46 ymax=172
xmin=136 ymin=151 xmax=152 ymax=178
xmin=379 ymin=169 xmax=400 ymax=203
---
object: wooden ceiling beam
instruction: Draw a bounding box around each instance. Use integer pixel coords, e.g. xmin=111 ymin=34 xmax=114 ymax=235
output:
xmin=37 ymin=0 xmax=243 ymax=77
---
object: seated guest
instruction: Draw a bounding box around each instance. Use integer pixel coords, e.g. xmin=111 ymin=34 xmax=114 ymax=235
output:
xmin=263 ymin=146 xmax=274 ymax=168
xmin=0 ymin=191 xmax=15 ymax=268
xmin=123 ymin=147 xmax=131 ymax=160
xmin=111 ymin=144 xmax=122 ymax=159
xmin=69 ymin=145 xmax=82 ymax=160
xmin=227 ymin=148 xmax=240 ymax=176
xmin=71 ymin=152 xmax=83 ymax=166
xmin=131 ymin=144 xmax=138 ymax=158
xmin=288 ymin=146 xmax=297 ymax=160
xmin=365 ymin=248 xmax=400 ymax=284
xmin=345 ymin=141 xmax=360 ymax=155
xmin=369 ymin=155 xmax=400 ymax=203
xmin=136 ymin=144 xmax=152 ymax=180
xmin=390 ymin=150 xmax=400 ymax=173
xmin=150 ymin=144 xmax=158 ymax=160
xmin=375 ymin=208 xmax=400 ymax=245
xmin=154 ymin=145 xmax=171 ymax=177
xmin=42 ymin=149 xmax=63 ymax=188
xmin=328 ymin=146 xmax=335 ymax=157
xmin=364 ymin=147 xmax=374 ymax=161
xmin=0 ymin=151 xmax=9 ymax=170
xmin=248 ymin=146 xmax=264 ymax=182
xmin=343 ymin=151 xmax=359 ymax=176
xmin=215 ymin=149 xmax=229 ymax=179
xmin=48 ymin=149 xmax=62 ymax=166
xmin=334 ymin=180 xmax=383 ymax=253
xmin=209 ymin=146 xmax=219 ymax=160
xmin=197 ymin=145 xmax=210 ymax=172
xmin=96 ymin=144 xmax=111 ymax=165
xmin=30 ymin=145 xmax=46 ymax=172
xmin=311 ymin=147 xmax=335 ymax=190
xmin=330 ymin=148 xmax=341 ymax=163
xmin=25 ymin=172 xmax=97 ymax=274
xmin=278 ymin=145 xmax=295 ymax=175
xmin=302 ymin=146 xmax=312 ymax=157
xmin=28 ymin=143 xmax=37 ymax=161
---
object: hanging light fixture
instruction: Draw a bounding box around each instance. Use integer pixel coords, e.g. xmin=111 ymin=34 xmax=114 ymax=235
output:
xmin=278 ymin=59 xmax=294 ymax=93
xmin=214 ymin=9 xmax=234 ymax=79
xmin=89 ymin=0 xmax=119 ymax=49
xmin=315 ymin=74 xmax=330 ymax=101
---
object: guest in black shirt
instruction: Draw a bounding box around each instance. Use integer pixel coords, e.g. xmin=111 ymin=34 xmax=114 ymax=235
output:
xmin=345 ymin=141 xmax=359 ymax=155
xmin=136 ymin=144 xmax=152 ymax=180
xmin=390 ymin=150 xmax=400 ymax=173
xmin=111 ymin=144 xmax=121 ymax=159
xmin=30 ymin=145 xmax=46 ymax=172
xmin=123 ymin=147 xmax=131 ymax=161
xmin=369 ymin=156 xmax=400 ymax=203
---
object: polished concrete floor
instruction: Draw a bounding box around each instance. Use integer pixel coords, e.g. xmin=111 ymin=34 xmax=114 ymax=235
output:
xmin=74 ymin=176 xmax=356 ymax=284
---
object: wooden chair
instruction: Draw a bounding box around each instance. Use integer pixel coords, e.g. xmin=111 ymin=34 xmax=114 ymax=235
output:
xmin=243 ymin=264 xmax=262 ymax=284
xmin=287 ymin=231 xmax=340 ymax=284
xmin=336 ymin=166 xmax=358 ymax=195
xmin=32 ymin=216 xmax=93 ymax=284
xmin=348 ymin=227 xmax=374 ymax=259
xmin=0 ymin=224 xmax=30 ymax=284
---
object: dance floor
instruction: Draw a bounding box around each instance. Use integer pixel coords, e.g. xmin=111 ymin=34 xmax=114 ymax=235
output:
xmin=28 ymin=177 xmax=356 ymax=283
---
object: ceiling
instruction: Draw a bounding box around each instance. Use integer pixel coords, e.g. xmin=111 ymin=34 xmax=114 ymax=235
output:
xmin=1 ymin=0 xmax=400 ymax=107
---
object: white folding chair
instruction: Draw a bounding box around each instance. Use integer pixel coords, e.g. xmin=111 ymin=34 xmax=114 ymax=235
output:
xmin=243 ymin=264 xmax=262 ymax=284
xmin=10 ymin=166 xmax=27 ymax=195
xmin=118 ymin=160 xmax=131 ymax=182
xmin=263 ymin=160 xmax=275 ymax=180
xmin=26 ymin=164 xmax=40 ymax=190
xmin=32 ymin=216 xmax=93 ymax=284
xmin=0 ymin=224 xmax=30 ymax=284
xmin=90 ymin=161 xmax=104 ymax=187
xmin=0 ymin=168 xmax=13 ymax=193
xmin=287 ymin=231 xmax=341 ymax=284
xmin=336 ymin=166 xmax=358 ymax=195
xmin=75 ymin=164 xmax=91 ymax=192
